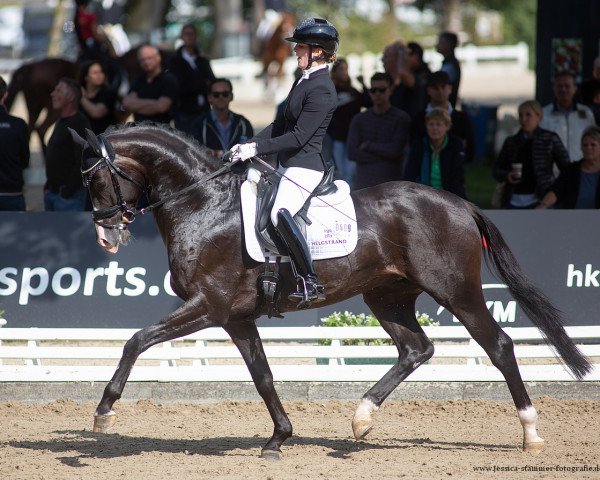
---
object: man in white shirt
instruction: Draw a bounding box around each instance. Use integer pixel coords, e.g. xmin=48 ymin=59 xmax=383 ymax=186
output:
xmin=540 ymin=71 xmax=595 ymax=162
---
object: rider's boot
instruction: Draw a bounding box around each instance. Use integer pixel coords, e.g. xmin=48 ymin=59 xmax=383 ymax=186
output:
xmin=275 ymin=208 xmax=325 ymax=309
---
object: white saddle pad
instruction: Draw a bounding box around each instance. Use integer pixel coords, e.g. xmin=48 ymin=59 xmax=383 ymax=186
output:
xmin=241 ymin=179 xmax=358 ymax=263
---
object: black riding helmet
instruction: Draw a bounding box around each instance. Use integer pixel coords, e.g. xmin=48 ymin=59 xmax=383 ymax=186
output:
xmin=285 ymin=18 xmax=339 ymax=55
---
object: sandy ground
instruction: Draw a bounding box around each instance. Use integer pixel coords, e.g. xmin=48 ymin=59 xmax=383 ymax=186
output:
xmin=1 ymin=397 xmax=599 ymax=480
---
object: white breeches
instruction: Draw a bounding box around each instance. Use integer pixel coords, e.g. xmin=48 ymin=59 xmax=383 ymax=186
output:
xmin=270 ymin=167 xmax=324 ymax=226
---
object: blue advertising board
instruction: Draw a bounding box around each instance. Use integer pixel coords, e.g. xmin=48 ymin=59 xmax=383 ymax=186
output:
xmin=0 ymin=211 xmax=599 ymax=328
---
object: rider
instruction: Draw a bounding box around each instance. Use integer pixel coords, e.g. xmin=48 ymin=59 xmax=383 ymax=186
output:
xmin=230 ymin=18 xmax=339 ymax=307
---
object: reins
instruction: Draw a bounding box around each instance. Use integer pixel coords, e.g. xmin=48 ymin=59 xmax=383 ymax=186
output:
xmin=121 ymin=162 xmax=233 ymax=219
xmin=86 ymin=134 xmax=232 ymax=230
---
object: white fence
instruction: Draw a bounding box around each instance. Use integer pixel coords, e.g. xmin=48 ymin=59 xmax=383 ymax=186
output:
xmin=0 ymin=324 xmax=598 ymax=383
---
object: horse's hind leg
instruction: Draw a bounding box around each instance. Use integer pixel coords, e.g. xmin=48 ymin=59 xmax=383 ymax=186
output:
xmin=94 ymin=300 xmax=219 ymax=432
xmin=442 ymin=291 xmax=544 ymax=453
xmin=223 ymin=321 xmax=292 ymax=460
xmin=353 ymin=286 xmax=434 ymax=440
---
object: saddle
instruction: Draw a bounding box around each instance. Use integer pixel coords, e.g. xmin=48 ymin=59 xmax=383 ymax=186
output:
xmin=239 ymin=160 xmax=357 ymax=318
xmin=254 ymin=164 xmax=338 ymax=255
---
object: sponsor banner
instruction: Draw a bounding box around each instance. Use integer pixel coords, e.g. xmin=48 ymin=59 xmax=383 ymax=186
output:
xmin=0 ymin=211 xmax=598 ymax=328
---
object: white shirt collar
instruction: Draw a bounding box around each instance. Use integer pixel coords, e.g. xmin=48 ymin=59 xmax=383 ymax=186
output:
xmin=181 ymin=48 xmax=197 ymax=69
xmin=298 ymin=64 xmax=328 ymax=83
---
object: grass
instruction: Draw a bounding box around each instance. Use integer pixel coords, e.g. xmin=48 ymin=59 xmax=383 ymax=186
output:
xmin=465 ymin=158 xmax=497 ymax=209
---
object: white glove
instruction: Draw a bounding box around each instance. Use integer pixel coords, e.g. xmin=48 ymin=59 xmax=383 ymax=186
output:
xmin=247 ymin=167 xmax=261 ymax=184
xmin=230 ymin=142 xmax=257 ymax=162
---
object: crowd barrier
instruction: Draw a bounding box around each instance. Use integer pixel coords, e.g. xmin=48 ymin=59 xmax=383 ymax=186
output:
xmin=0 ymin=325 xmax=598 ymax=382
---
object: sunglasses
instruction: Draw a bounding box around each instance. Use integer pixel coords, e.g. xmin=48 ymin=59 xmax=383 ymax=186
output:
xmin=369 ymin=87 xmax=388 ymax=94
xmin=210 ymin=91 xmax=231 ymax=98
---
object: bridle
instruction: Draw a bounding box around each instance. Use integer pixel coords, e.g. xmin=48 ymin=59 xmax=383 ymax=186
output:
xmin=81 ymin=133 xmax=232 ymax=231
xmin=81 ymin=134 xmax=148 ymax=230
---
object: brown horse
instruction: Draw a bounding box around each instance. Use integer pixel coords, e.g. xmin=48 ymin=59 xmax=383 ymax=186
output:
xmin=257 ymin=11 xmax=296 ymax=92
xmin=74 ymin=123 xmax=591 ymax=460
xmin=5 ymin=47 xmax=171 ymax=150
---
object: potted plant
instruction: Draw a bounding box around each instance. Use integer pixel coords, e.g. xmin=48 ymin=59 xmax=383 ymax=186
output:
xmin=317 ymin=311 xmax=438 ymax=365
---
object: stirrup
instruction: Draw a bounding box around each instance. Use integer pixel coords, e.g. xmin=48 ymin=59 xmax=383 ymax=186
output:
xmin=288 ymin=276 xmax=325 ymax=309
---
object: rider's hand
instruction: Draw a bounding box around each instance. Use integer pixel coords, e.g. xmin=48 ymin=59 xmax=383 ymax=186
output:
xmin=230 ymin=142 xmax=257 ymax=162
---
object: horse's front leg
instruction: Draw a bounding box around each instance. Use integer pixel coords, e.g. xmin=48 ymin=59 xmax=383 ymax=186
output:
xmin=94 ymin=299 xmax=217 ymax=432
xmin=223 ymin=320 xmax=292 ymax=461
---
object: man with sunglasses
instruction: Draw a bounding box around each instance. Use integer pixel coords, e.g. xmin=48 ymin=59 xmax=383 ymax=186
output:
xmin=191 ymin=78 xmax=253 ymax=157
xmin=347 ymin=72 xmax=411 ymax=190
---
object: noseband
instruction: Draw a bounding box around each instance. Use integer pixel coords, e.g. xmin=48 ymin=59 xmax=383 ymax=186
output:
xmin=81 ymin=134 xmax=147 ymax=230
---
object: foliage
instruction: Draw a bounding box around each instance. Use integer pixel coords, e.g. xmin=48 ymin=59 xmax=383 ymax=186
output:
xmin=465 ymin=159 xmax=496 ymax=209
xmin=0 ymin=308 xmax=4 ymax=318
xmin=319 ymin=310 xmax=438 ymax=346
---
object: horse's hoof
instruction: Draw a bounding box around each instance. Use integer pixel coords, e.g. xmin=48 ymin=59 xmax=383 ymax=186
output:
xmin=93 ymin=411 xmax=116 ymax=433
xmin=352 ymin=419 xmax=373 ymax=440
xmin=523 ymin=440 xmax=545 ymax=454
xmin=260 ymin=449 xmax=282 ymax=461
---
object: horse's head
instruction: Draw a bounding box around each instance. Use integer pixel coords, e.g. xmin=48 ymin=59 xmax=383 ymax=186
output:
xmin=70 ymin=128 xmax=147 ymax=254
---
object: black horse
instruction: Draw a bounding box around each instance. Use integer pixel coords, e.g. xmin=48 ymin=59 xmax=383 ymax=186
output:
xmin=73 ymin=123 xmax=591 ymax=460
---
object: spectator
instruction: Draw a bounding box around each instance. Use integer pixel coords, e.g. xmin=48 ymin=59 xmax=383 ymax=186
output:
xmin=360 ymin=40 xmax=430 ymax=119
xmin=493 ymin=100 xmax=569 ymax=209
xmin=169 ymin=23 xmax=216 ymax=134
xmin=540 ymin=71 xmax=595 ymax=162
xmin=393 ymin=41 xmax=431 ymax=119
xmin=73 ymin=0 xmax=115 ymax=63
xmin=0 ymin=75 xmax=29 ymax=211
xmin=580 ymin=55 xmax=600 ymax=107
xmin=347 ymin=72 xmax=411 ymax=190
xmin=538 ymin=126 xmax=600 ymax=209
xmin=436 ymin=31 xmax=461 ymax=108
xmin=191 ymin=78 xmax=254 ymax=157
xmin=411 ymin=70 xmax=475 ymax=163
xmin=327 ymin=58 xmax=364 ymax=187
xmin=44 ymin=77 xmax=92 ymax=211
xmin=79 ymin=61 xmax=117 ymax=135
xmin=405 ymin=107 xmax=467 ymax=199
xmin=586 ymin=78 xmax=600 ymax=125
xmin=122 ymin=44 xmax=179 ymax=124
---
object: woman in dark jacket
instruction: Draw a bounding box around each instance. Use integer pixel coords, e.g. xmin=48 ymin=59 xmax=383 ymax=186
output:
xmin=405 ymin=107 xmax=467 ymax=199
xmin=79 ymin=61 xmax=117 ymax=135
xmin=538 ymin=126 xmax=600 ymax=209
xmin=493 ymin=100 xmax=569 ymax=208
xmin=229 ymin=18 xmax=339 ymax=307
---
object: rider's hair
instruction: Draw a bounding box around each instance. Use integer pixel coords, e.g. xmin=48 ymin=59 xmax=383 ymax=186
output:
xmin=323 ymin=51 xmax=337 ymax=64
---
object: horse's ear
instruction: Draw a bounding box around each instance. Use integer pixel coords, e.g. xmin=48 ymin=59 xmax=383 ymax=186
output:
xmin=68 ymin=128 xmax=88 ymax=149
xmin=85 ymin=129 xmax=102 ymax=156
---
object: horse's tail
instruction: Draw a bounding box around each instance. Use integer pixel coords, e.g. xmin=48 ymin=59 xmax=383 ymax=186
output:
xmin=471 ymin=206 xmax=592 ymax=380
xmin=5 ymin=63 xmax=28 ymax=112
